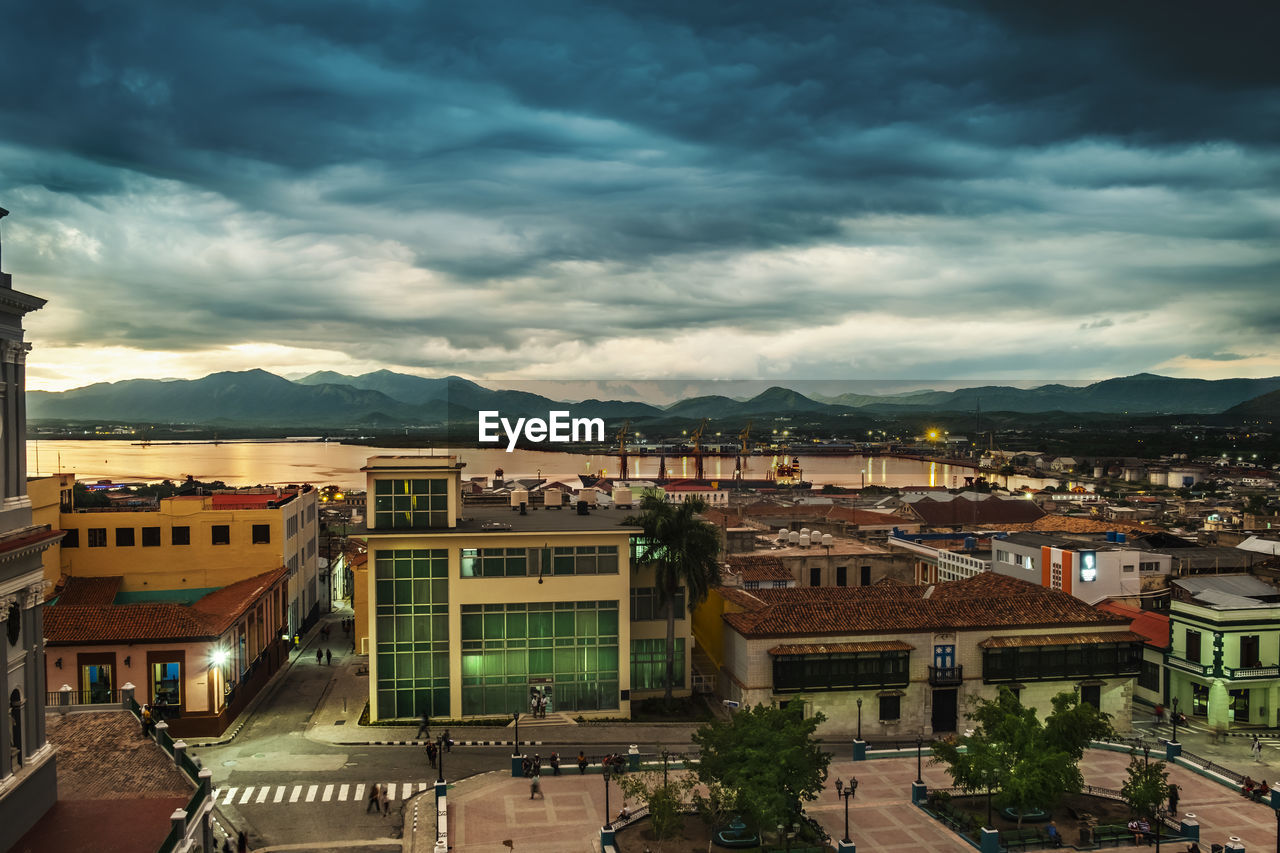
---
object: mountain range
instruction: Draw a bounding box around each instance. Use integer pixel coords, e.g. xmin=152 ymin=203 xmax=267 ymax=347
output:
xmin=25 ymin=370 xmax=1280 ymax=428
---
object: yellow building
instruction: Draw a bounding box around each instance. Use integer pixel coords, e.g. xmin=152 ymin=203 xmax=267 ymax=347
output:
xmin=358 ymin=456 xmax=692 ymax=721
xmin=31 ymin=478 xmax=321 ymax=635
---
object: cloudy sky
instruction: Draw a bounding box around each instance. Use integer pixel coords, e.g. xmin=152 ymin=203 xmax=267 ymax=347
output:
xmin=2 ymin=1 xmax=1277 ymax=392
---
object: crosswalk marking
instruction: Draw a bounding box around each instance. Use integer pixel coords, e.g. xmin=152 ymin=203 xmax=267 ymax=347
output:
xmin=354 ymin=783 xmax=365 ymax=803
xmin=256 ymin=787 xmax=269 ymax=804
xmin=305 ymin=784 xmax=319 ymax=803
xmin=238 ymin=787 xmax=254 ymax=805
xmin=386 ymin=783 xmax=396 ymax=801
xmin=290 ymin=785 xmax=302 ymax=803
xmin=215 ymin=780 xmax=434 ymax=807
xmin=339 ymin=783 xmax=349 ymax=801
xmin=221 ymin=787 xmax=237 ymax=805
xmin=274 ymin=786 xmax=285 ymax=803
xmin=322 ymin=784 xmax=335 ymax=802
xmin=418 ymin=782 xmax=428 ymax=793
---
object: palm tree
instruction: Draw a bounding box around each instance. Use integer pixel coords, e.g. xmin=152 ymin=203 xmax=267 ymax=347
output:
xmin=629 ymin=492 xmax=723 ymax=707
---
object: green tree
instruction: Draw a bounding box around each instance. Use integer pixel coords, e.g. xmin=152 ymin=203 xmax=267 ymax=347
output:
xmin=1120 ymin=752 xmax=1169 ymax=832
xmin=692 ymin=702 xmax=830 ymax=836
xmin=933 ymin=688 xmax=1113 ymax=828
xmin=628 ymin=492 xmax=723 ymax=706
xmin=615 ymin=770 xmax=692 ymax=851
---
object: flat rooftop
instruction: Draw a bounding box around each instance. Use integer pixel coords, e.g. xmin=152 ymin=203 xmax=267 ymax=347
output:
xmin=359 ymin=504 xmax=640 ymax=536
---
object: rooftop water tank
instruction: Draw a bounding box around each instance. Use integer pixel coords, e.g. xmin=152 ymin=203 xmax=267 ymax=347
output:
xmin=798 ymin=534 xmax=811 ymax=548
xmin=613 ymin=487 xmax=634 ymax=509
xmin=579 ymin=487 xmax=597 ymax=505
xmin=510 ymin=488 xmax=529 ymax=508
xmin=821 ymin=534 xmax=834 ymax=547
xmin=788 ymin=531 xmax=801 ymax=545
xmin=543 ymin=488 xmax=562 ymax=508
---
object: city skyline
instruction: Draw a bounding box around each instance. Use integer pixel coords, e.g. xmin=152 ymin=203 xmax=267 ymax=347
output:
xmin=2 ymin=2 xmax=1277 ymax=391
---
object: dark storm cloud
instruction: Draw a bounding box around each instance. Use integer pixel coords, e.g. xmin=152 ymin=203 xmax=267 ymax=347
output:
xmin=1 ymin=0 xmax=1278 ymax=381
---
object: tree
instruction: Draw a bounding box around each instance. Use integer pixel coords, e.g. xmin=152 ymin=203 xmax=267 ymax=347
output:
xmin=1121 ymin=752 xmax=1169 ymax=834
xmin=933 ymin=688 xmax=1114 ymax=828
xmin=628 ymin=492 xmax=723 ymax=706
xmin=692 ymin=702 xmax=831 ymax=836
xmin=615 ymin=770 xmax=692 ymax=851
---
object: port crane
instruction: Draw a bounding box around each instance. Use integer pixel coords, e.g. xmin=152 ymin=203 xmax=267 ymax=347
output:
xmin=615 ymin=420 xmax=630 ymax=480
xmin=690 ymin=418 xmax=709 ymax=481
xmin=735 ymin=421 xmax=752 ymax=480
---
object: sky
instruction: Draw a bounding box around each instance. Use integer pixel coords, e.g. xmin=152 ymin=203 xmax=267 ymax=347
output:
xmin=2 ymin=1 xmax=1278 ymax=392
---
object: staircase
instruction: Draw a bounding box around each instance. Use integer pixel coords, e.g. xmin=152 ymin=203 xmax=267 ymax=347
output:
xmin=510 ymin=711 xmax=578 ymax=727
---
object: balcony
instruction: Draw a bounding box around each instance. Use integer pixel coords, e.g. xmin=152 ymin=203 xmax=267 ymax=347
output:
xmin=1226 ymin=665 xmax=1280 ymax=680
xmin=928 ymin=665 xmax=963 ymax=686
xmin=1165 ymin=656 xmax=1210 ymax=676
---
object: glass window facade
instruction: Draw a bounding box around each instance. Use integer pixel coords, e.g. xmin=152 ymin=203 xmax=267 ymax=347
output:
xmin=551 ymin=545 xmax=619 ymax=575
xmin=982 ymin=642 xmax=1143 ymax=683
xmin=631 ymin=638 xmax=685 ymax=690
xmin=374 ymin=549 xmax=450 ymax=718
xmin=374 ymin=478 xmax=449 ymax=529
xmin=773 ymin=651 xmax=910 ymax=693
xmin=630 ymin=586 xmax=685 ymax=621
xmin=461 ymin=548 xmax=529 ymax=578
xmin=460 ymin=600 xmax=619 ymax=715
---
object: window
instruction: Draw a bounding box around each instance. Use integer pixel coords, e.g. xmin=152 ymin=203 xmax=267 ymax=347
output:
xmin=1241 ymin=635 xmax=1261 ymax=668
xmin=773 ymin=651 xmax=910 ymax=693
xmin=141 ymin=527 xmax=160 ymax=547
xmin=1122 ymin=564 xmax=1135 ymax=573
xmin=630 ymin=586 xmax=686 ymax=622
xmin=982 ymin=641 xmax=1143 ymax=683
xmin=151 ymin=661 xmax=182 ymax=706
xmin=879 ymin=694 xmax=901 ymax=721
xmin=631 ymin=638 xmax=685 ymax=690
xmin=252 ymin=524 xmax=271 ymax=545
xmin=212 ymin=525 xmax=231 ymax=546
xmin=551 ymin=545 xmax=619 ymax=575
xmin=373 ymin=478 xmax=449 ymax=529
xmin=62 ymin=529 xmax=79 ymax=548
xmin=1191 ymin=682 xmax=1209 ymax=716
xmin=1080 ymin=684 xmax=1101 ymax=709
xmin=860 ymin=566 xmax=871 ymax=586
xmin=809 ymin=567 xmax=821 ymax=587
xmin=285 ymin=516 xmax=298 ymax=539
xmin=1139 ymin=660 xmax=1160 ymax=691
xmin=172 ymin=526 xmax=190 ymax=546
xmin=461 ymin=548 xmax=529 ymax=578
xmin=115 ymin=528 xmax=135 ymax=547
xmin=87 ymin=528 xmax=107 ymax=548
xmin=374 ymin=549 xmax=451 ymax=719
xmin=1139 ymin=561 xmax=1161 ymax=573
xmin=1186 ymin=629 xmax=1201 ymax=664
xmin=836 ymin=566 xmax=848 ymax=587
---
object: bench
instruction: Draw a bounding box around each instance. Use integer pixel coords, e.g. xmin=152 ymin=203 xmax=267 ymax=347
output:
xmin=355 ymin=665 xmax=369 ymax=676
xmin=1091 ymin=824 xmax=1135 ymax=847
xmin=998 ymin=828 xmax=1043 ymax=851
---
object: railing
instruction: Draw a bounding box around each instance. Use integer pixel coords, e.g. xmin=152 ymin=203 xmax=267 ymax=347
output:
xmin=1226 ymin=665 xmax=1280 ymax=679
xmin=928 ymin=665 xmax=963 ymax=686
xmin=1178 ymin=748 xmax=1245 ymax=784
xmin=46 ymin=688 xmax=123 ymax=706
xmin=866 ymin=738 xmax=938 ymax=751
xmin=1165 ymin=656 xmax=1210 ymax=676
xmin=1081 ymin=784 xmax=1125 ymax=802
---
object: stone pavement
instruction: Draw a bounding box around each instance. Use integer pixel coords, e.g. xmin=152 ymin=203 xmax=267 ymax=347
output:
xmin=402 ymin=748 xmax=1280 ymax=853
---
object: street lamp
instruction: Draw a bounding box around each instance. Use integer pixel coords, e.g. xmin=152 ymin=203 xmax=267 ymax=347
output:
xmin=603 ymin=769 xmax=612 ymax=830
xmin=1170 ymin=697 xmax=1181 ymax=743
xmin=856 ymin=697 xmax=862 ymax=741
xmin=513 ymin=711 xmax=520 ymax=756
xmin=916 ymin=736 xmax=924 ymax=783
xmin=436 ymin=733 xmax=445 ymax=784
xmin=835 ymin=777 xmax=843 ymax=798
xmin=839 ymin=777 xmax=858 ymax=843
xmin=1143 ymin=744 xmax=1150 ymax=767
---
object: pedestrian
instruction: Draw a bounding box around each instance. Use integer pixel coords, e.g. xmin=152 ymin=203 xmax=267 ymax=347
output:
xmin=140 ymin=704 xmax=154 ymax=736
xmin=416 ymin=710 xmax=430 ymax=739
xmin=1253 ymin=735 xmax=1264 ymax=762
xmin=1154 ymin=703 xmax=1164 ymax=725
xmin=578 ymin=751 xmax=588 ymax=774
xmin=521 ymin=756 xmax=532 ymax=777
xmin=237 ymin=830 xmax=248 ymax=853
xmin=1168 ymin=783 xmax=1180 ymax=815
xmin=316 ymin=648 xmax=323 ymax=665
xmin=530 ymin=773 xmax=542 ymax=800
xmin=533 ymin=753 xmax=542 ymax=775
xmin=366 ymin=782 xmax=380 ymax=813
xmin=380 ymin=783 xmax=390 ymax=816
xmin=1046 ymin=820 xmax=1062 ymax=848
xmin=222 ymin=837 xmax=232 ymax=853
xmin=444 ymin=729 xmax=452 ymax=752
xmin=427 ymin=742 xmax=437 ymax=769
xmin=326 ymin=648 xmax=332 ymax=665
xmin=550 ymin=752 xmax=560 ymax=776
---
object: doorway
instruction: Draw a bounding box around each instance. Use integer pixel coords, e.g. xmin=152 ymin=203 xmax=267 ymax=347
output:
xmin=931 ymin=688 xmax=957 ymax=733
xmin=1230 ymin=688 xmax=1250 ymax=723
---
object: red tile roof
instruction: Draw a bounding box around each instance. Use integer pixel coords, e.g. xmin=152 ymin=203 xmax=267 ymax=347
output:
xmin=768 ymin=640 xmax=914 ymax=655
xmin=905 ymin=497 xmax=1046 ymax=527
xmin=209 ymin=491 xmax=295 ymax=509
xmin=739 ymin=502 xmax=905 ymax=527
xmin=723 ymin=572 xmax=1128 ymax=639
xmin=45 ymin=566 xmax=289 ymax=644
xmin=726 ymin=555 xmax=792 ymax=582
xmin=57 ymin=576 xmax=122 ymax=606
xmin=1097 ymin=601 xmax=1171 ymax=649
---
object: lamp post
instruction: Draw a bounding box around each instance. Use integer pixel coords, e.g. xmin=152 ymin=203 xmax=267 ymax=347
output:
xmin=436 ymin=733 xmax=445 ymax=784
xmin=839 ymin=777 xmax=858 ymax=843
xmin=1153 ymin=806 xmax=1163 ymax=853
xmin=513 ymin=711 xmax=520 ymax=756
xmin=1170 ymin=697 xmax=1180 ymax=743
xmin=916 ymin=736 xmax=924 ymax=783
xmin=856 ymin=697 xmax=862 ymax=741
xmin=1143 ymin=744 xmax=1150 ymax=767
xmin=835 ymin=777 xmax=843 ymax=798
xmin=603 ymin=770 xmax=612 ymax=831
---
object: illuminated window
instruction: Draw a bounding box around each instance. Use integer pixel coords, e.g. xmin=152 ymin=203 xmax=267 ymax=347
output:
xmin=373 ymin=479 xmax=449 ymax=529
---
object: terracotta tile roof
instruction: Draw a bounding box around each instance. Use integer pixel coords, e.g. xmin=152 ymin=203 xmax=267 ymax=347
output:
xmin=739 ymin=502 xmax=904 ymax=527
xmin=1096 ymin=601 xmax=1171 ymax=649
xmin=45 ymin=566 xmax=289 ymax=644
xmin=978 ymin=631 xmax=1148 ymax=648
xmin=984 ymin=515 xmax=1152 ymax=535
xmin=209 ymin=491 xmax=295 ymax=509
xmin=726 ymin=555 xmax=792 ymax=582
xmin=57 ymin=576 xmax=122 ymax=606
xmin=723 ymin=572 xmax=1129 ymax=639
xmin=769 ymin=640 xmax=914 ymax=655
xmin=906 ymin=497 xmax=1046 ymax=527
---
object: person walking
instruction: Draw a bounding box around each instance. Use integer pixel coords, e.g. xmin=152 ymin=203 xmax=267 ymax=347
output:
xmin=325 ymin=648 xmax=332 ymax=665
xmin=443 ymin=729 xmax=452 ymax=752
xmin=316 ymin=648 xmax=323 ymax=665
xmin=1155 ymin=703 xmax=1165 ymax=726
xmin=416 ymin=710 xmax=430 ymax=739
xmin=140 ymin=704 xmax=154 ymax=737
xmin=550 ymin=752 xmax=560 ymax=776
xmin=237 ymin=830 xmax=248 ymax=853
xmin=380 ymin=783 xmax=390 ymax=816
xmin=1253 ymin=735 xmax=1264 ymax=762
xmin=578 ymin=751 xmax=588 ymax=774
xmin=529 ymin=773 xmax=542 ymax=800
xmin=366 ymin=782 xmax=380 ymax=813
xmin=1168 ymin=783 xmax=1180 ymax=815
xmin=426 ymin=741 xmax=437 ymax=769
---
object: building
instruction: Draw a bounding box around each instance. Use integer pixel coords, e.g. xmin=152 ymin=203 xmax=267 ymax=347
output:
xmin=1166 ymin=575 xmax=1280 ymax=730
xmin=747 ymin=529 xmax=912 ymax=588
xmin=991 ymin=531 xmax=1172 ymax=605
xmin=43 ymin=567 xmax=291 ymax=737
xmin=886 ymin=530 xmax=996 ymax=584
xmin=695 ymin=572 xmax=1141 ymax=738
xmin=357 ymin=455 xmax=691 ymax=722
xmin=0 ymin=206 xmax=64 ymax=852
xmin=47 ymin=484 xmax=321 ymax=635
xmin=1097 ymin=600 xmax=1170 ymax=709
xmin=899 ymin=495 xmax=1046 ymax=530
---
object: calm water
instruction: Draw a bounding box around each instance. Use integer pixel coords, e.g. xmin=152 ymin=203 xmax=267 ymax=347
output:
xmin=28 ymin=440 xmax=1063 ymax=492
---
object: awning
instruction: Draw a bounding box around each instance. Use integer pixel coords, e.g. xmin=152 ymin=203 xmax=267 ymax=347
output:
xmin=979 ymin=631 xmax=1147 ymax=649
xmin=768 ymin=640 xmax=915 ymax=656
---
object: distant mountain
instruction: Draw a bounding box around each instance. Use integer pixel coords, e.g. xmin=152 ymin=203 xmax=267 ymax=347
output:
xmin=28 ymin=369 xmax=423 ymax=425
xmin=28 ymin=369 xmax=1280 ymax=428
xmin=1226 ymin=388 xmax=1280 ymax=419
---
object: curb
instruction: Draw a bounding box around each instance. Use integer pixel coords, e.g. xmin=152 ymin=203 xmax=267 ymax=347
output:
xmin=337 ymin=739 xmax=545 ymax=747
